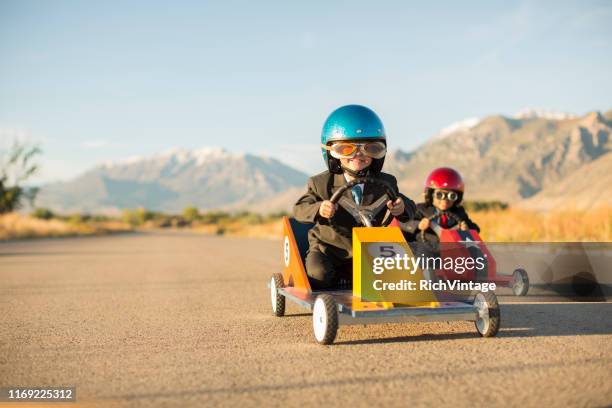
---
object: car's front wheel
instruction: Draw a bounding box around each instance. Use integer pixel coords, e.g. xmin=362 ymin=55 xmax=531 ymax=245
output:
xmin=474 ymin=291 xmax=500 ymax=337
xmin=312 ymin=294 xmax=338 ymax=345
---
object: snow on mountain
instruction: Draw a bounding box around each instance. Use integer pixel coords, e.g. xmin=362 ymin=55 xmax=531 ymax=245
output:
xmin=431 ymin=110 xmax=578 ymax=142
xmin=513 ymin=109 xmax=577 ymax=121
xmin=433 ymin=117 xmax=482 ymax=140
xmin=104 ymin=147 xmax=232 ymax=169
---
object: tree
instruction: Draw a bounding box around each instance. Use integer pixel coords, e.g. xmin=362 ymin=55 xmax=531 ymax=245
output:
xmin=0 ymin=142 xmax=41 ymax=213
xmin=122 ymin=208 xmax=154 ymax=226
xmin=182 ymin=206 xmax=200 ymax=223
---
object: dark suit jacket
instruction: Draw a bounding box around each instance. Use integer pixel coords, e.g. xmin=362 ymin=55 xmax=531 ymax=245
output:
xmin=401 ymin=202 xmax=480 ymax=242
xmin=293 ymin=171 xmax=416 ymax=261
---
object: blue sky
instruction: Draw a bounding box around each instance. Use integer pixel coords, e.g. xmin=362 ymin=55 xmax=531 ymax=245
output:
xmin=1 ymin=0 xmax=611 ymax=183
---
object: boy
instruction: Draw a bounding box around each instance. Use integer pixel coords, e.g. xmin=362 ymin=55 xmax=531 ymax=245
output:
xmin=293 ymin=105 xmax=416 ymax=289
xmin=403 ymin=167 xmax=479 ymax=243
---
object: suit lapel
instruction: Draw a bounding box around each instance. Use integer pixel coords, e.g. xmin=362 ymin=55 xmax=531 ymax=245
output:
xmin=361 ymin=180 xmax=383 ymax=206
xmin=332 ymin=173 xmax=344 ymax=194
xmin=332 ymin=173 xmax=355 ymax=201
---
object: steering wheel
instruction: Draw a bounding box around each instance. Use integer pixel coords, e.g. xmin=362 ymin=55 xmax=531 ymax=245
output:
xmin=328 ymin=177 xmax=398 ymax=237
xmin=417 ymin=211 xmax=463 ymax=245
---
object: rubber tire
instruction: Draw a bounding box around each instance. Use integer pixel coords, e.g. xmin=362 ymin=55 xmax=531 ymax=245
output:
xmin=271 ymin=273 xmax=285 ymax=317
xmin=474 ymin=291 xmax=500 ymax=337
xmin=312 ymin=294 xmax=338 ymax=345
xmin=511 ymin=268 xmax=529 ymax=296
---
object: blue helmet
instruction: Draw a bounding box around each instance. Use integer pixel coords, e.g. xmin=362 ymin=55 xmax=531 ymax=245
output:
xmin=321 ymin=104 xmax=387 ymax=174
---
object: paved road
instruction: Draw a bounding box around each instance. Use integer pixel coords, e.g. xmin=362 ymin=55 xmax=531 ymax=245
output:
xmin=1 ymin=232 xmax=611 ymax=407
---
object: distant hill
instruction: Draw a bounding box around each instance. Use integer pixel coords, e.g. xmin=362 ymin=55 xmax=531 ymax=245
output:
xmin=386 ymin=110 xmax=612 ymax=208
xmin=37 ymin=148 xmax=308 ymax=213
xmin=518 ymin=152 xmax=612 ymax=211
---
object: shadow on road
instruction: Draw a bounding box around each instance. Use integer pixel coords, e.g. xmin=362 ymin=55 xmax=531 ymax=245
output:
xmin=335 ymin=302 xmax=612 ymax=346
xmin=335 ymin=331 xmax=487 ymax=345
xmin=499 ymin=302 xmax=612 ymax=337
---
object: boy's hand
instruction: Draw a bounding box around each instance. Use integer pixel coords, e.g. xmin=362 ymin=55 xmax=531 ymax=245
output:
xmin=387 ymin=198 xmax=405 ymax=217
xmin=318 ymin=200 xmax=337 ymax=219
xmin=418 ymin=218 xmax=430 ymax=231
xmin=460 ymin=221 xmax=469 ymax=231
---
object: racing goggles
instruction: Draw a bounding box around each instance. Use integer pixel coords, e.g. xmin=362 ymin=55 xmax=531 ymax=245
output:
xmin=434 ymin=190 xmax=459 ymax=201
xmin=322 ymin=141 xmax=387 ymax=159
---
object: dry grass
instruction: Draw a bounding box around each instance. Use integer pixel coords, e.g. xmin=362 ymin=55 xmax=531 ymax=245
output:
xmin=472 ymin=205 xmax=612 ymax=242
xmin=0 ymin=213 xmax=132 ymax=240
xmin=192 ymin=220 xmax=283 ymax=239
xmin=225 ymin=220 xmax=284 ymax=239
xmin=213 ymin=206 xmax=612 ymax=242
xmin=4 ymin=206 xmax=610 ymax=242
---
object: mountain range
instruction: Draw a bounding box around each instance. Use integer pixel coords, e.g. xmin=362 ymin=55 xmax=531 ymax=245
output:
xmin=37 ymin=148 xmax=307 ymax=214
xmin=385 ymin=109 xmax=612 ymax=210
xmin=37 ymin=109 xmax=612 ymax=213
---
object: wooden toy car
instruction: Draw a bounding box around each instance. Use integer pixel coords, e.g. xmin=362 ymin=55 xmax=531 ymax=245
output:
xmin=407 ymin=211 xmax=529 ymax=296
xmin=270 ymin=177 xmax=501 ymax=345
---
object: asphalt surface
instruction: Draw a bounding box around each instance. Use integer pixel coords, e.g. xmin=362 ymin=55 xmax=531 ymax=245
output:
xmin=1 ymin=231 xmax=611 ymax=407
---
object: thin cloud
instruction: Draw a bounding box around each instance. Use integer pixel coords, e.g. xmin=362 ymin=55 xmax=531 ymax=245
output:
xmin=81 ymin=139 xmax=111 ymax=149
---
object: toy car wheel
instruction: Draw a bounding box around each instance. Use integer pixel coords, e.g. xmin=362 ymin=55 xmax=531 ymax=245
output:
xmin=511 ymin=268 xmax=529 ymax=296
xmin=312 ymin=294 xmax=338 ymax=345
xmin=270 ymin=273 xmax=285 ymax=317
xmin=474 ymin=291 xmax=500 ymax=337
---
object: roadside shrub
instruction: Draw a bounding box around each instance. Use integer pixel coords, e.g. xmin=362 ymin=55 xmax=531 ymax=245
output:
xmin=122 ymin=208 xmax=154 ymax=226
xmin=463 ymin=200 xmax=509 ymax=212
xmin=89 ymin=214 xmax=112 ymax=222
xmin=264 ymin=211 xmax=288 ymax=222
xmin=200 ymin=211 xmax=230 ymax=224
xmin=237 ymin=212 xmax=263 ymax=225
xmin=182 ymin=206 xmax=200 ymax=223
xmin=67 ymin=213 xmax=87 ymax=224
xmin=31 ymin=207 xmax=55 ymax=220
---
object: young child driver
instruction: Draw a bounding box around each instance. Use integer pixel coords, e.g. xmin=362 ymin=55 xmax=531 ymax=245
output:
xmin=403 ymin=167 xmax=480 ymax=242
xmin=293 ymin=105 xmax=416 ymax=289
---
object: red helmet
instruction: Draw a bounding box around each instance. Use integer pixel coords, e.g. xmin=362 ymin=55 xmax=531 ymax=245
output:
xmin=424 ymin=167 xmax=464 ymax=192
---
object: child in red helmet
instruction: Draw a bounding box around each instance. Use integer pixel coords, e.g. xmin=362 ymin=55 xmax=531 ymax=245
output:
xmin=403 ymin=167 xmax=479 ymax=242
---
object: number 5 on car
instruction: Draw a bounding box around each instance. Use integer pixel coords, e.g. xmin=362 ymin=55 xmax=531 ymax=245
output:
xmin=353 ymin=227 xmax=439 ymax=305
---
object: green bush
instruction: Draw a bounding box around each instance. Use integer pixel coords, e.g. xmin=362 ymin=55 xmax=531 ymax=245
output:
xmin=200 ymin=211 xmax=230 ymax=224
xmin=463 ymin=200 xmax=509 ymax=212
xmin=264 ymin=211 xmax=288 ymax=222
xmin=238 ymin=212 xmax=263 ymax=225
xmin=89 ymin=214 xmax=112 ymax=222
xmin=67 ymin=213 xmax=86 ymax=224
xmin=182 ymin=206 xmax=200 ymax=223
xmin=31 ymin=207 xmax=55 ymax=220
xmin=122 ymin=208 xmax=154 ymax=226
